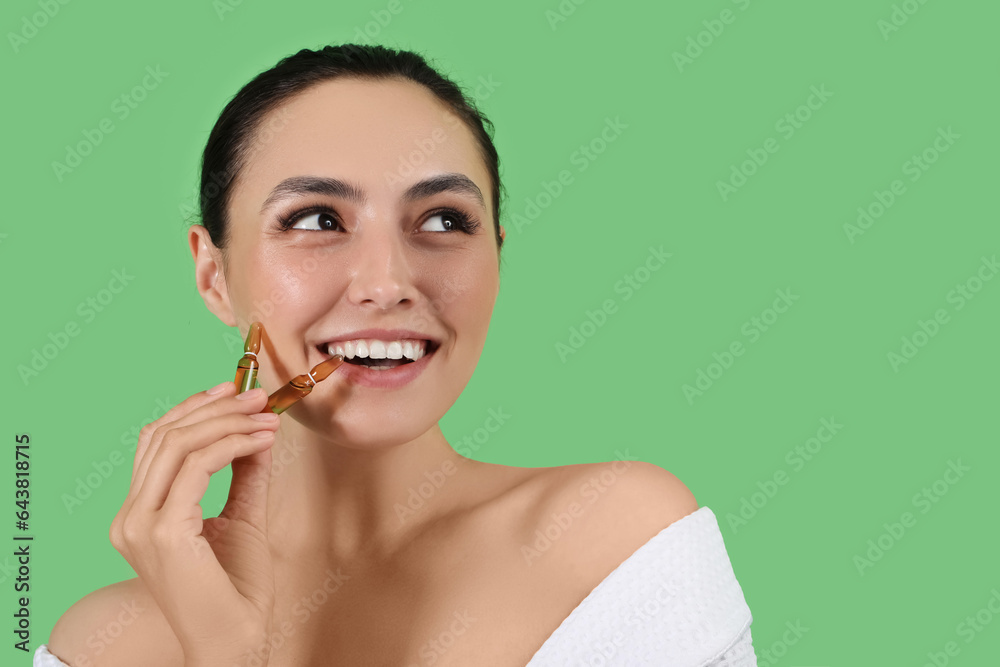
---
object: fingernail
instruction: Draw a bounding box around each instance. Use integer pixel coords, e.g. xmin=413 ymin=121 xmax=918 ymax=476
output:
xmin=207 ymin=381 xmax=232 ymax=395
xmin=250 ymin=412 xmax=278 ymax=421
xmin=237 ymin=387 xmax=265 ymax=400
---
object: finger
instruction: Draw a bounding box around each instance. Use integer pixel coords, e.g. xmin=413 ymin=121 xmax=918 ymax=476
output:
xmin=158 ymin=431 xmax=275 ymax=526
xmin=132 ymin=381 xmax=237 ymax=483
xmin=132 ymin=386 xmax=266 ymax=497
xmin=132 ymin=382 xmax=239 ymax=486
xmin=131 ymin=408 xmax=279 ymax=514
xmin=167 ymin=441 xmax=277 ymax=623
xmin=117 ymin=384 xmax=237 ymax=555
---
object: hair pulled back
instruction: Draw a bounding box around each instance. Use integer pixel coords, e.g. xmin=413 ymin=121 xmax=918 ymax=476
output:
xmin=195 ymin=43 xmax=505 ymax=259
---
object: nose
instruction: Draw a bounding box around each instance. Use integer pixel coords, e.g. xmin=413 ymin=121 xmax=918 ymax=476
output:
xmin=344 ymin=222 xmax=416 ymax=310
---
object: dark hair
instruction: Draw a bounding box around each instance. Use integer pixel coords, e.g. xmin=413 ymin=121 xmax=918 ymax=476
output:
xmin=195 ymin=43 xmax=505 ymax=262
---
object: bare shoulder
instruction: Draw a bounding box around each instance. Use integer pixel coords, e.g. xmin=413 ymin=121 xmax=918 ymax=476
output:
xmin=46 ymin=576 xmax=183 ymax=667
xmin=542 ymin=459 xmax=697 ymax=531
xmin=520 ymin=460 xmax=699 ymax=578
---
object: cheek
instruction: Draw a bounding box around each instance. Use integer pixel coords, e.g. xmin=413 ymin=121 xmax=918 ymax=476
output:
xmin=430 ymin=265 xmax=496 ymax=343
xmin=245 ymin=245 xmax=342 ymax=322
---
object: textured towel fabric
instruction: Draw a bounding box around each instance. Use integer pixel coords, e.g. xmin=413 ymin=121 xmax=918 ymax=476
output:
xmin=34 ymin=507 xmax=755 ymax=667
xmin=524 ymin=506 xmax=757 ymax=666
xmin=34 ymin=644 xmax=68 ymax=666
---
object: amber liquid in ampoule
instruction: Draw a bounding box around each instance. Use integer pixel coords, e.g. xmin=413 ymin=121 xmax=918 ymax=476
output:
xmin=265 ymin=356 xmax=344 ymax=414
xmin=234 ymin=322 xmax=263 ymax=394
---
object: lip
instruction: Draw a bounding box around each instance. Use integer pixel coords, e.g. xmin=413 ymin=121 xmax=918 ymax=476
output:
xmin=314 ymin=337 xmax=439 ymax=389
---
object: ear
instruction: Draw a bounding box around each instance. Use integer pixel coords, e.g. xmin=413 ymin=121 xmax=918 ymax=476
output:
xmin=188 ymin=225 xmax=237 ymax=327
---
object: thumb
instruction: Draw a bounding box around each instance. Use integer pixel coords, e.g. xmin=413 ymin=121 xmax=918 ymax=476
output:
xmin=221 ymin=446 xmax=272 ymax=532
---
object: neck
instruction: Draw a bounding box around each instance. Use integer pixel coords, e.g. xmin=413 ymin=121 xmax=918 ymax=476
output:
xmin=263 ymin=417 xmax=476 ymax=563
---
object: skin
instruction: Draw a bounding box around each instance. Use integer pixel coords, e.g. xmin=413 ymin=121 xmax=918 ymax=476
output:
xmin=47 ymin=77 xmax=698 ymax=667
xmin=193 ymin=77 xmax=509 ymax=564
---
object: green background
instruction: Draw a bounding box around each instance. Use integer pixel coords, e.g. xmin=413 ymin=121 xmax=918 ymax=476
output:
xmin=3 ymin=0 xmax=998 ymax=664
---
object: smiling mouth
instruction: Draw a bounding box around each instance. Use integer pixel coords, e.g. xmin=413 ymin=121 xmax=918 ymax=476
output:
xmin=316 ymin=339 xmax=439 ymax=370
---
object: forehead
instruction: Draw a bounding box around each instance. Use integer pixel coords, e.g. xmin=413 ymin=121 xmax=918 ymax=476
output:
xmin=234 ymin=77 xmax=490 ymax=212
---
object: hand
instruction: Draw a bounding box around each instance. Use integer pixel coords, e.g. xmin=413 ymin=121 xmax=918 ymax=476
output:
xmin=109 ymin=382 xmax=279 ymax=665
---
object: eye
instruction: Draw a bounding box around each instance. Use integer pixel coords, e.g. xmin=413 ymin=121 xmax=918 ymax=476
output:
xmin=288 ymin=210 xmax=340 ymax=231
xmin=419 ymin=209 xmax=481 ymax=234
xmin=276 ymin=206 xmax=481 ymax=235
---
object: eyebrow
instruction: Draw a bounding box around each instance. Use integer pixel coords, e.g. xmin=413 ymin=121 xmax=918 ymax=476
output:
xmin=258 ymin=173 xmax=486 ymax=215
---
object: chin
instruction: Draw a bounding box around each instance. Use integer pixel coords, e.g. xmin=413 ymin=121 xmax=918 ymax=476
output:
xmin=284 ymin=389 xmax=449 ymax=450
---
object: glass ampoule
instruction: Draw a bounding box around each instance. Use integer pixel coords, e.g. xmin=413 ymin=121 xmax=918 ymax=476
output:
xmin=234 ymin=322 xmax=263 ymax=394
xmin=265 ymin=355 xmax=345 ymax=414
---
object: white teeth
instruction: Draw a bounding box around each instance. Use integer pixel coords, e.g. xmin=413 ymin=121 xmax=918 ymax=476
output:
xmin=324 ymin=338 xmax=429 ymax=361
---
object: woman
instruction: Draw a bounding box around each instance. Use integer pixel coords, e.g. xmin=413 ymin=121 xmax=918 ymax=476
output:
xmin=36 ymin=44 xmax=757 ymax=666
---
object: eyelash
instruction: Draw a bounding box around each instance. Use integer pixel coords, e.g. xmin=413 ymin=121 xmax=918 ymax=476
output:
xmin=275 ymin=205 xmax=483 ymax=235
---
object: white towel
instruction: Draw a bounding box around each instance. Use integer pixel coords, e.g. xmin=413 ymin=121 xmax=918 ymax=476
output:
xmin=35 ymin=507 xmax=755 ymax=666
xmin=33 ymin=644 xmax=68 ymax=667
xmin=525 ymin=506 xmax=757 ymax=666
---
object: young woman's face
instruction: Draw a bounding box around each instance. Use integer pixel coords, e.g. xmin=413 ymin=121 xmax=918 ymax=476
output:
xmin=209 ymin=77 xmax=503 ymax=447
